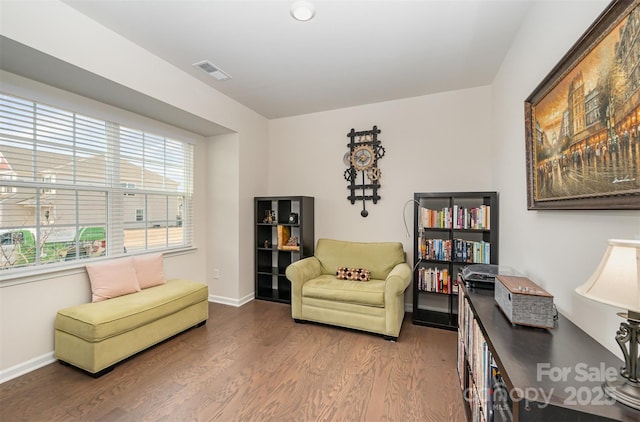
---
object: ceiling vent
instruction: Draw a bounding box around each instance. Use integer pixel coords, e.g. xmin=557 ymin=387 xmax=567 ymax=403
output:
xmin=193 ymin=60 xmax=232 ymax=81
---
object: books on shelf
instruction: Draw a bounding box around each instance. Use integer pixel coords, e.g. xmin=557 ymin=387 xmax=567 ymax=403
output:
xmin=460 ymin=290 xmax=509 ymax=422
xmin=457 ymin=289 xmax=467 ymax=387
xmin=454 ymin=204 xmax=491 ymax=230
xmin=420 ymin=205 xmax=491 ymax=230
xmin=469 ymin=305 xmax=491 ymax=422
xmin=453 ymin=238 xmax=491 ymax=264
xmin=417 ymin=266 xmax=452 ymax=293
xmin=418 ymin=235 xmax=490 ymax=264
xmin=417 ymin=237 xmax=452 ymax=261
xmin=419 ymin=206 xmax=452 ymax=229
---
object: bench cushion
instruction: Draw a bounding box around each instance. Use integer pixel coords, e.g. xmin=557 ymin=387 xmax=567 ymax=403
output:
xmin=302 ymin=274 xmax=385 ymax=307
xmin=55 ymin=278 xmax=208 ymax=342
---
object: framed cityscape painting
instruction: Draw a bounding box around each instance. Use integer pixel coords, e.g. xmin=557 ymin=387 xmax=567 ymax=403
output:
xmin=525 ymin=0 xmax=640 ymax=209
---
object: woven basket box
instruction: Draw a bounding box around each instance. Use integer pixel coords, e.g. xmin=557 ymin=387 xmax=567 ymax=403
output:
xmin=494 ymin=275 xmax=554 ymax=329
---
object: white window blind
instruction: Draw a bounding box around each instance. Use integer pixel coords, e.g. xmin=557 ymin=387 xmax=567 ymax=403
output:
xmin=0 ymin=93 xmax=193 ymax=275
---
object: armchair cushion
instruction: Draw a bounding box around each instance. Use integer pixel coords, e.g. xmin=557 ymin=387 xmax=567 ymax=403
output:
xmin=303 ymin=275 xmax=385 ymax=306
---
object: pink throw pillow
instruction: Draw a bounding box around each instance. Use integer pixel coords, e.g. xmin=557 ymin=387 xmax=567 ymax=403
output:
xmin=86 ymin=256 xmax=141 ymax=302
xmin=133 ymin=253 xmax=166 ymax=289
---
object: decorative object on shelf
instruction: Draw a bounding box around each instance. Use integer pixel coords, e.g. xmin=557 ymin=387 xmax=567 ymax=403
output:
xmin=575 ymin=239 xmax=640 ymax=410
xmin=277 ymin=225 xmax=290 ymax=249
xmin=263 ymin=210 xmax=275 ymax=224
xmin=494 ymin=275 xmax=555 ymax=329
xmin=525 ymin=1 xmax=640 ymax=210
xmin=344 ymin=126 xmax=385 ymax=217
xmin=277 ymin=225 xmax=300 ymax=251
xmin=264 ymin=240 xmax=270 ymax=248
xmin=288 ymin=213 xmax=298 ymax=224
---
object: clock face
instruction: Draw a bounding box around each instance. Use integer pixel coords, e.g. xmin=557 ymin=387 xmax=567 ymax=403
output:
xmin=351 ymin=145 xmax=375 ymax=171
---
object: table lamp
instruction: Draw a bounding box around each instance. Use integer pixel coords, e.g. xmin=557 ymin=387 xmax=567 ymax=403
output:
xmin=575 ymin=239 xmax=640 ymax=410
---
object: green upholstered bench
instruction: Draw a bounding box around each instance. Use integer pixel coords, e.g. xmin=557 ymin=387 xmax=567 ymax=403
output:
xmin=55 ymin=278 xmax=208 ymax=377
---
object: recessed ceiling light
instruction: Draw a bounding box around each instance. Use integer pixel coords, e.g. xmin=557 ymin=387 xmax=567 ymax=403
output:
xmin=192 ymin=60 xmax=232 ymax=81
xmin=290 ymin=0 xmax=315 ymax=22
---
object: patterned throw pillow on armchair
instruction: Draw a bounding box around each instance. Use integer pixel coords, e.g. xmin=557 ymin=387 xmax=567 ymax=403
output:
xmin=336 ymin=266 xmax=371 ymax=281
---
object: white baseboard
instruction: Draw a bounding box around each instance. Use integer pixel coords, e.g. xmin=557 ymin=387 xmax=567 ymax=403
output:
xmin=0 ymin=352 xmax=56 ymax=384
xmin=208 ymin=293 xmax=254 ymax=307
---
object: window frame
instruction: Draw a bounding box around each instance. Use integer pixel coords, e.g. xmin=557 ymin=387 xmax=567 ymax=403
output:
xmin=0 ymin=92 xmax=194 ymax=277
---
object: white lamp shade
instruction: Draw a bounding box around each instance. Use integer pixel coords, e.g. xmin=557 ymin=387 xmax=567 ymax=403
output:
xmin=576 ymin=239 xmax=640 ymax=312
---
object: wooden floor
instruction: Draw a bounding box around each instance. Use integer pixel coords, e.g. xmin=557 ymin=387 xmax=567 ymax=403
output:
xmin=0 ymin=300 xmax=467 ymax=422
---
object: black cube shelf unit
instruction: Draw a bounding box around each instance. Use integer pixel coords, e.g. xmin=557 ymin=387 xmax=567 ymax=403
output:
xmin=412 ymin=191 xmax=499 ymax=330
xmin=254 ymin=196 xmax=314 ymax=304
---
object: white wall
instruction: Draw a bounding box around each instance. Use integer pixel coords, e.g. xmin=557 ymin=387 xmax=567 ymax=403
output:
xmin=269 ymin=86 xmax=494 ymax=300
xmin=492 ymin=0 xmax=640 ymax=356
xmin=0 ymin=0 xmax=269 ymax=379
xmin=207 ymin=132 xmax=242 ymax=304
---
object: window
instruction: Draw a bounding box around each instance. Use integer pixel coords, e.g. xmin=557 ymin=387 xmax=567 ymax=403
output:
xmin=121 ymin=182 xmax=136 ymax=196
xmin=0 ymin=152 xmax=17 ymax=195
xmin=42 ymin=174 xmax=56 ymax=194
xmin=0 ymin=93 xmax=194 ymax=274
xmin=0 ymin=175 xmax=17 ymax=195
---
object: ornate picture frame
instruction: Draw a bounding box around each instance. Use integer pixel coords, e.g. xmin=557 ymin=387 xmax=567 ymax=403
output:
xmin=525 ymin=0 xmax=640 ymax=210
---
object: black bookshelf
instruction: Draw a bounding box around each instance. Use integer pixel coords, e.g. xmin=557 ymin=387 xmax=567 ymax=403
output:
xmin=254 ymin=196 xmax=314 ymax=304
xmin=412 ymin=191 xmax=498 ymax=330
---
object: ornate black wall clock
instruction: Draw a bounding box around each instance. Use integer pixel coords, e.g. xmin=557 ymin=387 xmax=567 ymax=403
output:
xmin=344 ymin=126 xmax=385 ymax=217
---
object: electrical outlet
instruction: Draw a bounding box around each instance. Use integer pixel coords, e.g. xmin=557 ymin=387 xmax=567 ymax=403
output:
xmin=213 ymin=268 xmax=220 ymax=279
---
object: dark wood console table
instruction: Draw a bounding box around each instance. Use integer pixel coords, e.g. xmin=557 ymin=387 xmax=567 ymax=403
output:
xmin=461 ymin=286 xmax=640 ymax=421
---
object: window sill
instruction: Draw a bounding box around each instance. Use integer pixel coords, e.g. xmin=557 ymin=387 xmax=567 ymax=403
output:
xmin=0 ymin=246 xmax=197 ymax=288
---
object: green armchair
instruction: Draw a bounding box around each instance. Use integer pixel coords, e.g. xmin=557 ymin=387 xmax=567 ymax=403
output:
xmin=285 ymin=238 xmax=412 ymax=340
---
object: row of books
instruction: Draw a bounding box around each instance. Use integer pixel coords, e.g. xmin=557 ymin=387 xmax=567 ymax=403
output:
xmin=419 ymin=205 xmax=491 ymax=230
xmin=458 ymin=290 xmax=469 ymax=388
xmin=454 ymin=239 xmax=491 ymax=264
xmin=417 ymin=237 xmax=491 ymax=264
xmin=459 ymin=289 xmax=510 ymax=422
xmin=465 ymin=358 xmax=505 ymax=422
xmin=461 ymin=292 xmax=492 ymax=422
xmin=416 ymin=267 xmax=459 ymax=294
xmin=417 ymin=238 xmax=452 ymax=261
